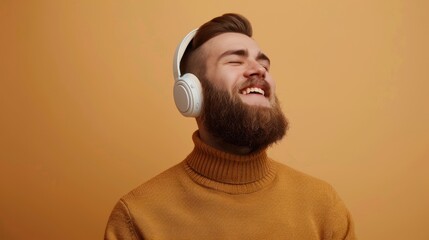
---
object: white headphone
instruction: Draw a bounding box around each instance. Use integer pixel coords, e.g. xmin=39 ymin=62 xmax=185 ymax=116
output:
xmin=173 ymin=29 xmax=203 ymax=117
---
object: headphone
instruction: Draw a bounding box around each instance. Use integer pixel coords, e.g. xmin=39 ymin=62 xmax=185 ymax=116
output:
xmin=173 ymin=29 xmax=203 ymax=117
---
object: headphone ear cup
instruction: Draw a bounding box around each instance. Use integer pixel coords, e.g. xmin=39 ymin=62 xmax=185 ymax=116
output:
xmin=173 ymin=73 xmax=203 ymax=117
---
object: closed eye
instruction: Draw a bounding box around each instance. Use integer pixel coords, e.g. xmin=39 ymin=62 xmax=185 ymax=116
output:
xmin=259 ymin=60 xmax=270 ymax=71
xmin=261 ymin=64 xmax=270 ymax=71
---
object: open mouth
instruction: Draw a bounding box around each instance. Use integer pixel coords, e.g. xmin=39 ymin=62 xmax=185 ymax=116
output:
xmin=241 ymin=87 xmax=265 ymax=96
xmin=238 ymin=77 xmax=271 ymax=101
xmin=238 ymin=84 xmax=272 ymax=107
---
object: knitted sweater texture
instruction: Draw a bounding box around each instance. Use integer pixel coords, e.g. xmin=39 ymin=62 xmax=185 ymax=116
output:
xmin=105 ymin=132 xmax=355 ymax=239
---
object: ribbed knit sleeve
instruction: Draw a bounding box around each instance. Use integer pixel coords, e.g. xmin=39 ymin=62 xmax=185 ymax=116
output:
xmin=323 ymin=191 xmax=356 ymax=240
xmin=104 ymin=199 xmax=140 ymax=240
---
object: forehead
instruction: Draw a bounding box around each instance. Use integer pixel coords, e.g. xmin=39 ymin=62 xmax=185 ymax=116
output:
xmin=200 ymin=32 xmax=262 ymax=57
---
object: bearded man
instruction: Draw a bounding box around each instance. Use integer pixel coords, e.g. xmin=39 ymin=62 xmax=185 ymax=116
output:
xmin=105 ymin=13 xmax=356 ymax=240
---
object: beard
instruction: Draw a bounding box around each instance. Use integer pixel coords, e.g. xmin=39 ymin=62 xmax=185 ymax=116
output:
xmin=199 ymin=78 xmax=288 ymax=150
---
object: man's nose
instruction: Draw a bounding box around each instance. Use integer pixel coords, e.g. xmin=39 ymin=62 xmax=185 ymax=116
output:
xmin=244 ymin=60 xmax=266 ymax=79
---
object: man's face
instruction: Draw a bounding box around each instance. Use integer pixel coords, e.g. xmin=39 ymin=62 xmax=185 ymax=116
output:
xmin=201 ymin=32 xmax=275 ymax=108
xmin=198 ymin=32 xmax=288 ymax=149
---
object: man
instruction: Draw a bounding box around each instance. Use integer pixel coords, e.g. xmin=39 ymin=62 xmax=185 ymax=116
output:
xmin=105 ymin=13 xmax=355 ymax=239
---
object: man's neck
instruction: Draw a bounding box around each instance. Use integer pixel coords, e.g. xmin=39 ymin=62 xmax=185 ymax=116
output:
xmin=197 ymin=126 xmax=253 ymax=155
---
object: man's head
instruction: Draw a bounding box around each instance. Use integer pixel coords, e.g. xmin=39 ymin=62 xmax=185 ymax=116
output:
xmin=180 ymin=13 xmax=288 ymax=150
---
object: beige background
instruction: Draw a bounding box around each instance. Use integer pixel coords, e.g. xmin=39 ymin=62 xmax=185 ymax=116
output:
xmin=1 ymin=0 xmax=428 ymax=239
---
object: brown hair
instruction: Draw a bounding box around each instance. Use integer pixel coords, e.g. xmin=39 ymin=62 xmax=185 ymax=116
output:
xmin=180 ymin=13 xmax=253 ymax=77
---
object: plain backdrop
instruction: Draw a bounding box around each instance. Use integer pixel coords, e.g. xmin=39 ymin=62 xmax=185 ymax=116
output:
xmin=1 ymin=0 xmax=428 ymax=239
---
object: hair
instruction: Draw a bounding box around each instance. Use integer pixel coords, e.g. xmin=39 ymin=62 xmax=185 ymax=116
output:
xmin=180 ymin=13 xmax=253 ymax=77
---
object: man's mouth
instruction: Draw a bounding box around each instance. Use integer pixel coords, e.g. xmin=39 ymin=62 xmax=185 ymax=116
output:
xmin=237 ymin=77 xmax=271 ymax=104
xmin=237 ymin=82 xmax=272 ymax=107
xmin=241 ymin=87 xmax=265 ymax=96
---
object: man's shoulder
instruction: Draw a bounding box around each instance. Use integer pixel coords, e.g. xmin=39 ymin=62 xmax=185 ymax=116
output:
xmin=274 ymin=161 xmax=355 ymax=238
xmin=121 ymin=162 xmax=186 ymax=203
xmin=274 ymin=161 xmax=339 ymax=201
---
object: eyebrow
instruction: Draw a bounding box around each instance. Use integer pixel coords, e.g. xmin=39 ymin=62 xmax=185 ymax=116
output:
xmin=218 ymin=49 xmax=271 ymax=64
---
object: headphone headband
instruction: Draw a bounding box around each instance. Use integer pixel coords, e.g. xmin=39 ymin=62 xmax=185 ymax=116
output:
xmin=173 ymin=29 xmax=198 ymax=81
xmin=172 ymin=28 xmax=203 ymax=117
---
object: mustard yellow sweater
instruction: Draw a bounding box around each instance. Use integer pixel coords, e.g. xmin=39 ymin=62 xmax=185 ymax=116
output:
xmin=105 ymin=132 xmax=355 ymax=239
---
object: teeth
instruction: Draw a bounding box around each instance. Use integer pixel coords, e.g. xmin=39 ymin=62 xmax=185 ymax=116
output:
xmin=241 ymin=87 xmax=265 ymax=96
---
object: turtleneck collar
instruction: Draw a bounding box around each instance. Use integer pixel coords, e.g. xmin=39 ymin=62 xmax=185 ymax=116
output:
xmin=183 ymin=131 xmax=278 ymax=194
